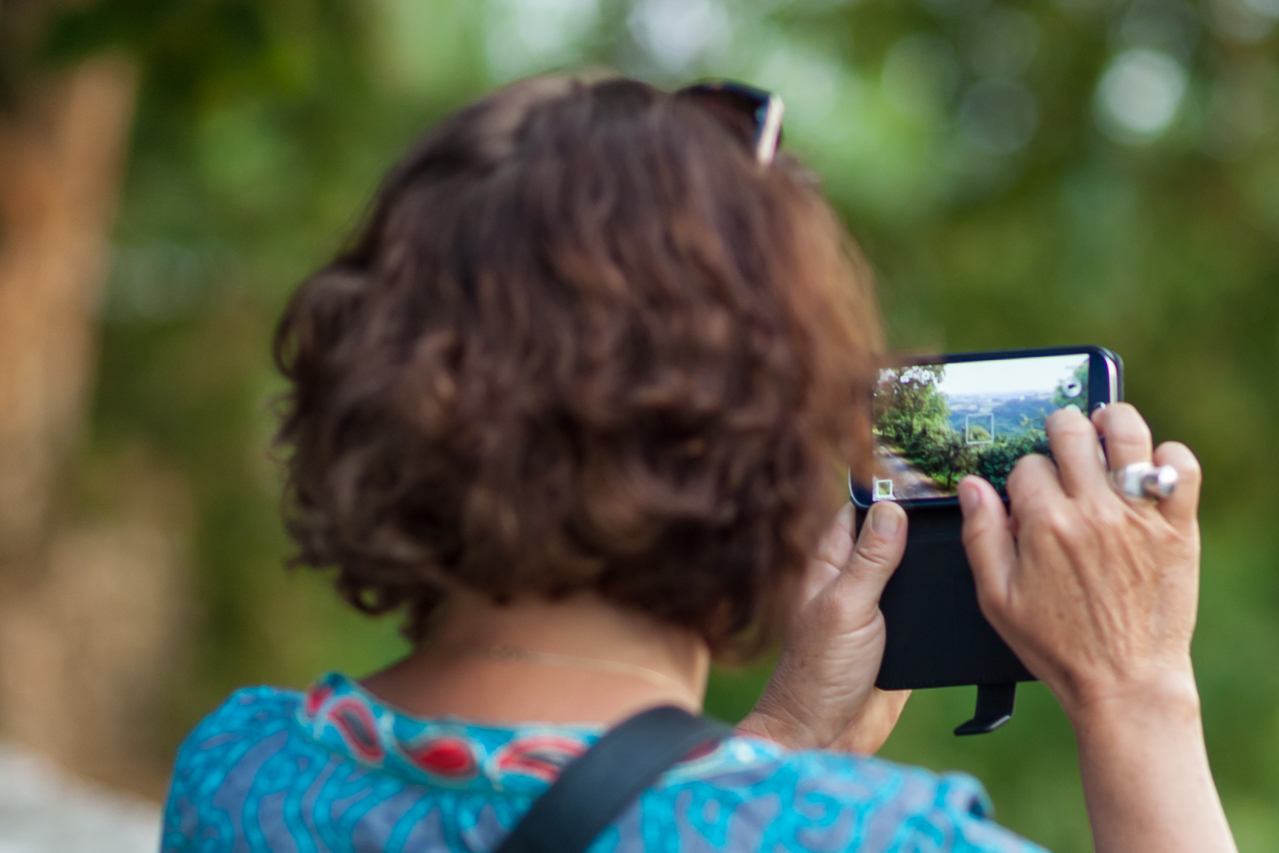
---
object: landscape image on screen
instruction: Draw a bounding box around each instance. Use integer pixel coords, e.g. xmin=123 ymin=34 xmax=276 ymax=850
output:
xmin=867 ymin=353 xmax=1090 ymax=501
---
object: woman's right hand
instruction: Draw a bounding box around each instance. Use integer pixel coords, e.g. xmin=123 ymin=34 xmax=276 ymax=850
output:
xmin=959 ymin=403 xmax=1236 ymax=853
xmin=959 ymin=403 xmax=1202 ymax=718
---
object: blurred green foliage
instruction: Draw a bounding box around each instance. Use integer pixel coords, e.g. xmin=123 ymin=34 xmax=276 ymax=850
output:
xmin=22 ymin=0 xmax=1279 ymax=848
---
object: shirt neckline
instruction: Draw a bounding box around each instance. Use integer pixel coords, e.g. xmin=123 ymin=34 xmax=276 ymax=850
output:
xmin=293 ymin=672 xmax=775 ymax=793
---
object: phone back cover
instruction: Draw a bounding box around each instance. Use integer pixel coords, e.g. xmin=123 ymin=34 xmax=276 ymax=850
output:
xmin=864 ymin=505 xmax=1035 ymax=690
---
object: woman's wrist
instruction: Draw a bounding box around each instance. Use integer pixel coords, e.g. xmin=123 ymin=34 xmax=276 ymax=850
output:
xmin=1061 ymin=664 xmax=1201 ymax=736
xmin=1066 ymin=669 xmax=1235 ymax=853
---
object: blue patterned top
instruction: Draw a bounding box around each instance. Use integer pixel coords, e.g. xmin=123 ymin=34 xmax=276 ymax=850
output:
xmin=161 ymin=673 xmax=1045 ymax=852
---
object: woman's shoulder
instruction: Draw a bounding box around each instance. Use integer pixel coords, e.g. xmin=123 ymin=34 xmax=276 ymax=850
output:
xmin=176 ymin=684 xmax=301 ymax=750
xmin=165 ymin=685 xmax=304 ymax=788
xmin=659 ymin=735 xmax=1046 ymax=853
xmin=758 ymin=741 xmax=996 ymax=815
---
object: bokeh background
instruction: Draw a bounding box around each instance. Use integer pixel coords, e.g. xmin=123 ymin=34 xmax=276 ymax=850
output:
xmin=1 ymin=0 xmax=1277 ymax=850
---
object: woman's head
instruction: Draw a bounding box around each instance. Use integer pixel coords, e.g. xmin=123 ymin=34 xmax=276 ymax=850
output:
xmin=274 ymin=74 xmax=881 ymax=656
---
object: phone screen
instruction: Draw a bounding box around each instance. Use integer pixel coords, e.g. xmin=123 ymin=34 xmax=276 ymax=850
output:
xmin=864 ymin=352 xmax=1092 ymax=503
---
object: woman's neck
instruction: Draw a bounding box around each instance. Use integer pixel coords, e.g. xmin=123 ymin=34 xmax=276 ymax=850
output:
xmin=360 ymin=591 xmax=711 ymax=725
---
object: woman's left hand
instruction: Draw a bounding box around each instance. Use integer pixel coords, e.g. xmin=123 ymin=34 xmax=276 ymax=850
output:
xmin=737 ymin=501 xmax=910 ymax=753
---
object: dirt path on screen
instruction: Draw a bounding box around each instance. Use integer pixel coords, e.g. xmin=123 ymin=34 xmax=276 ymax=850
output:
xmin=874 ymin=446 xmax=949 ymax=499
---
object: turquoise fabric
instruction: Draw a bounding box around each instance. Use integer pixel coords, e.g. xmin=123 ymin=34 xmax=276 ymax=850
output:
xmin=161 ymin=672 xmax=1046 ymax=852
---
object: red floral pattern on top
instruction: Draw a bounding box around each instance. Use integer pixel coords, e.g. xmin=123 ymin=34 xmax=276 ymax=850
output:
xmin=303 ymin=683 xmax=333 ymax=718
xmin=296 ymin=675 xmax=754 ymax=789
xmin=494 ymin=734 xmax=587 ymax=782
xmin=405 ymin=737 xmax=478 ymax=779
xmin=329 ymin=696 xmax=384 ymax=763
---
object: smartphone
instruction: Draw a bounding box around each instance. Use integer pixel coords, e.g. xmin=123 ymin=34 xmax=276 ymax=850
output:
xmin=851 ymin=346 xmax=1123 ymax=509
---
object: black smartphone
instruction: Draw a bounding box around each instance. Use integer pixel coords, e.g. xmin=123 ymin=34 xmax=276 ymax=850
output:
xmin=851 ymin=346 xmax=1123 ymax=508
xmin=848 ymin=346 xmax=1124 ymax=733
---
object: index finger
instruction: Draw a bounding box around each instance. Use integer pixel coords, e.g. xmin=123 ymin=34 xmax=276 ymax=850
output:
xmin=1045 ymin=406 xmax=1108 ymax=498
xmin=1006 ymin=451 xmax=1067 ymax=518
xmin=803 ymin=504 xmax=856 ymax=604
xmin=814 ymin=503 xmax=855 ymax=571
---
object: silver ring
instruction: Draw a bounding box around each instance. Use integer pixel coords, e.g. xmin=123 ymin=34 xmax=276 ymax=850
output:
xmin=1110 ymin=462 xmax=1178 ymax=500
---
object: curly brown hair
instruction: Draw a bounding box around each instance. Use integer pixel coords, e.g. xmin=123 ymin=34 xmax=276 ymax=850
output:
xmin=274 ymin=75 xmax=882 ymax=656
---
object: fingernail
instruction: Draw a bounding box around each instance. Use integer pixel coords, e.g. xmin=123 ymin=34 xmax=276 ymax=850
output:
xmin=959 ymin=480 xmax=981 ymax=516
xmin=870 ymin=502 xmax=903 ymax=537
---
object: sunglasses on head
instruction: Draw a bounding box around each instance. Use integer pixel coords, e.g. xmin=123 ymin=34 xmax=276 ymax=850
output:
xmin=677 ymin=81 xmax=785 ymax=166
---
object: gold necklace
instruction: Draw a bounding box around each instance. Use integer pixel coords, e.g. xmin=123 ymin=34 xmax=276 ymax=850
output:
xmin=438 ymin=644 xmax=701 ymax=707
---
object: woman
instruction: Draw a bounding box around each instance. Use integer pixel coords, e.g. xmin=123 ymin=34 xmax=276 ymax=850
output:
xmin=161 ymin=75 xmax=1236 ymax=853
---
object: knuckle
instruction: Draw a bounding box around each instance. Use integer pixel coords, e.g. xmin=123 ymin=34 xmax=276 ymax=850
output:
xmin=1110 ymin=425 xmax=1151 ymax=448
xmin=816 ymin=532 xmax=853 ymax=570
xmin=827 ymin=587 xmax=863 ymax=625
xmin=1081 ymin=500 xmax=1125 ymax=537
xmin=854 ymin=533 xmax=896 ymax=566
xmin=960 ymin=515 xmax=985 ymax=547
xmin=812 ymin=582 xmax=863 ymax=628
xmin=1008 ymin=455 xmax=1055 ymax=500
xmin=1023 ymin=501 xmax=1078 ymax=543
xmin=1107 ymin=403 xmax=1152 ymax=438
xmin=1048 ymin=413 xmax=1091 ymax=439
xmin=961 ymin=508 xmax=1003 ymax=551
xmin=1045 ymin=506 xmax=1075 ymax=538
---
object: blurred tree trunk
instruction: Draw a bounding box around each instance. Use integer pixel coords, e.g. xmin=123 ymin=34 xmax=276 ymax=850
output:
xmin=0 ymin=56 xmax=186 ymax=795
xmin=0 ymin=55 xmax=136 ymax=578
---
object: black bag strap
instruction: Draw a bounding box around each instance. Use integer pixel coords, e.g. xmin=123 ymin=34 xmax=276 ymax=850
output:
xmin=494 ymin=705 xmax=732 ymax=853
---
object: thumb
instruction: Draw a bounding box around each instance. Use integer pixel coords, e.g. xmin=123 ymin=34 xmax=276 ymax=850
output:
xmin=831 ymin=501 xmax=908 ymax=613
xmin=959 ymin=476 xmax=1016 ymax=620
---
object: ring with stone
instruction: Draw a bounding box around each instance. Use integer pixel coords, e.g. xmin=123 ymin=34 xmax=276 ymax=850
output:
xmin=1110 ymin=462 xmax=1178 ymax=500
